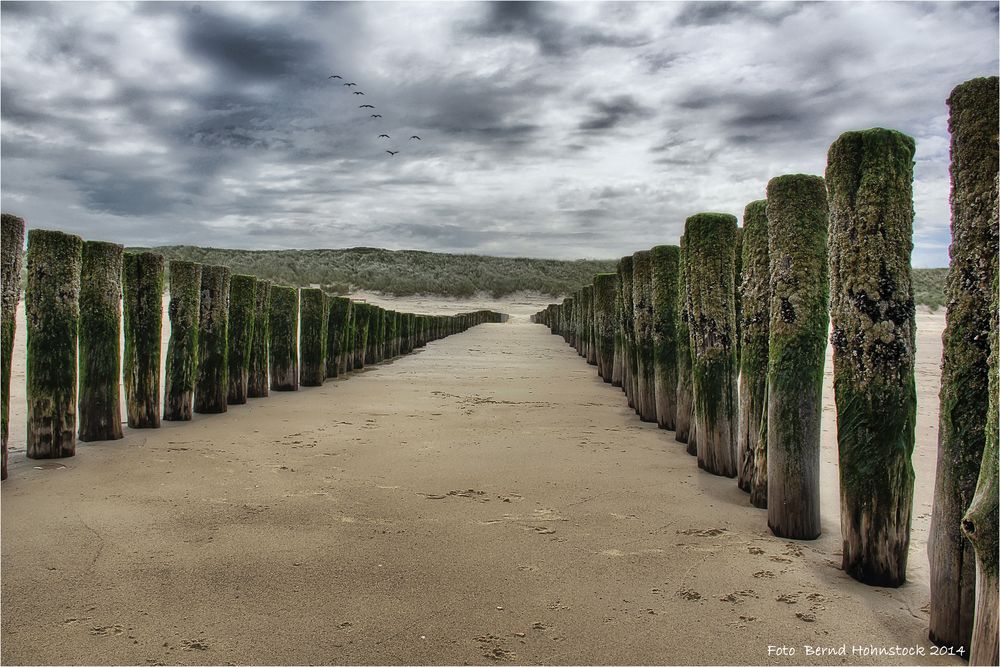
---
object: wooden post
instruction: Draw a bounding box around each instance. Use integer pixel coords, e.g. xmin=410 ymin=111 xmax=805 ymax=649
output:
xmin=765 ymin=175 xmax=829 ymax=540
xmin=929 ymin=76 xmax=999 ymax=653
xmin=78 ymin=241 xmax=124 ymax=442
xmin=269 ymin=286 xmax=299 ymax=391
xmin=675 ymin=235 xmax=694 ymax=449
xmin=685 ymin=213 xmax=739 ymax=477
xmin=353 ymin=303 xmax=371 ymax=369
xmin=738 ymin=201 xmax=770 ymax=507
xmin=326 ymin=296 xmax=351 ymax=378
xmin=123 ymin=252 xmax=164 ymax=428
xmin=193 ymin=264 xmax=230 ymax=413
xmin=593 ymin=273 xmax=617 ymax=382
xmin=164 ymin=261 xmax=202 ymax=419
xmin=25 ymin=229 xmax=83 ymax=458
xmin=339 ymin=300 xmax=355 ymax=375
xmin=619 ymin=256 xmax=635 ymax=407
xmin=961 ymin=270 xmax=998 ymax=666
xmin=650 ymin=245 xmax=680 ymax=430
xmin=226 ymin=274 xmax=257 ymax=405
xmin=633 ymin=251 xmax=656 ymax=421
xmin=299 ymin=287 xmax=327 ymax=386
xmin=247 ymin=279 xmax=271 ymax=398
xmin=1 ymin=215 xmax=25 ymax=477
xmin=828 ymin=128 xmax=917 ymax=586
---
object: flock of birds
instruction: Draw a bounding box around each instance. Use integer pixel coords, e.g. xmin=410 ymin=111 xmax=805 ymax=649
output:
xmin=328 ymin=73 xmax=421 ymax=157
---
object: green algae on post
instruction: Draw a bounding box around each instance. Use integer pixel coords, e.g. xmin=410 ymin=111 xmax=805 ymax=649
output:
xmin=226 ymin=274 xmax=257 ymax=405
xmin=827 ymin=128 xmax=916 ymax=586
xmin=78 ymin=241 xmax=124 ymax=442
xmin=247 ymin=279 xmax=271 ymax=398
xmin=299 ymin=287 xmax=327 ymax=387
xmin=737 ymin=201 xmax=770 ymax=506
xmin=1 ymin=214 xmax=25 ymax=477
xmin=675 ymin=236 xmax=694 ymax=448
xmin=164 ymin=261 xmax=202 ymax=419
xmin=685 ymin=213 xmax=739 ymax=477
xmin=650 ymin=245 xmax=679 ymax=430
xmin=123 ymin=251 xmax=165 ymax=428
xmin=326 ymin=296 xmax=352 ymax=378
xmin=619 ymin=256 xmax=635 ymax=407
xmin=632 ymin=251 xmax=656 ymax=422
xmin=929 ymin=75 xmax=999 ymax=654
xmin=193 ymin=264 xmax=230 ymax=412
xmin=765 ymin=175 xmax=829 ymax=540
xmin=269 ymin=286 xmax=299 ymax=391
xmin=26 ymin=229 xmax=83 ymax=458
xmin=593 ymin=273 xmax=617 ymax=382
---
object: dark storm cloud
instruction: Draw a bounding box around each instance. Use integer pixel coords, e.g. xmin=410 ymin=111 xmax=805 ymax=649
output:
xmin=465 ymin=1 xmax=648 ymax=56
xmin=578 ymin=95 xmax=655 ymax=132
xmin=673 ymin=1 xmax=805 ymax=27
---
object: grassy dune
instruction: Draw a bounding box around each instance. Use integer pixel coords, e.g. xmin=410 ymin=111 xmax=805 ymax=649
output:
xmin=127 ymin=245 xmax=947 ymax=306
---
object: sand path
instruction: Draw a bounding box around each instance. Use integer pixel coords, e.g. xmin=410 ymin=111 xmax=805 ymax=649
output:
xmin=1 ymin=308 xmax=960 ymax=665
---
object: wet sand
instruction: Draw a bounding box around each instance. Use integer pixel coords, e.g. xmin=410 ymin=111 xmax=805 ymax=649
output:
xmin=1 ymin=297 xmax=958 ymax=665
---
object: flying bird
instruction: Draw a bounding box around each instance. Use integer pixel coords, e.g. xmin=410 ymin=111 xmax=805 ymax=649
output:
xmin=343 ymin=82 xmax=357 ymax=87
xmin=378 ymin=134 xmax=390 ymax=139
xmin=353 ymin=91 xmax=365 ymax=95
xmin=409 ymin=136 xmax=421 ymax=140
xmin=359 ymin=104 xmax=374 ymax=108
xmin=386 ymin=150 xmax=399 ymax=156
xmin=370 ymin=114 xmax=382 ymax=118
xmin=328 ymin=75 xmax=342 ymax=79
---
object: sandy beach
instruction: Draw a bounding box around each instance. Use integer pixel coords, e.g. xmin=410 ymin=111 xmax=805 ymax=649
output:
xmin=1 ymin=296 xmax=960 ymax=665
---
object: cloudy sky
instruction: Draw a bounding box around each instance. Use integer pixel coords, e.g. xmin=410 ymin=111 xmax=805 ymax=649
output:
xmin=1 ymin=1 xmax=996 ymax=265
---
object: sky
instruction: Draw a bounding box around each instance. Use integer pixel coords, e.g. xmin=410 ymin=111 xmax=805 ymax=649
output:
xmin=1 ymin=1 xmax=997 ymax=265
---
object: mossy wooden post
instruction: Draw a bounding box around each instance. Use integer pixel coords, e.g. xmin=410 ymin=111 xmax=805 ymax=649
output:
xmin=226 ymin=274 xmax=256 ymax=405
xmin=650 ymin=245 xmax=679 ymax=430
xmin=269 ymin=286 xmax=298 ymax=391
xmin=828 ymin=128 xmax=917 ymax=586
xmin=193 ymin=265 xmax=230 ymax=413
xmin=675 ymin=236 xmax=694 ymax=447
xmin=619 ymin=256 xmax=636 ymax=406
xmin=739 ymin=201 xmax=770 ymax=506
xmin=339 ymin=301 xmax=356 ymax=374
xmin=563 ymin=298 xmax=574 ymax=346
xmin=78 ymin=241 xmax=124 ymax=442
xmin=765 ymin=175 xmax=829 ymax=540
xmin=961 ymin=270 xmax=998 ymax=666
xmin=593 ymin=273 xmax=616 ymax=382
xmin=686 ymin=213 xmax=739 ymax=477
xmin=299 ymin=288 xmax=327 ymax=387
xmin=611 ymin=260 xmax=625 ymax=387
xmin=353 ymin=303 xmax=371 ymax=369
xmin=247 ymin=279 xmax=271 ymax=398
xmin=123 ymin=252 xmax=165 ymax=428
xmin=633 ymin=251 xmax=655 ymax=421
xmin=1 ymin=214 xmax=25 ymax=477
xmin=583 ymin=286 xmax=597 ymax=366
xmin=929 ymin=76 xmax=999 ymax=653
xmin=734 ymin=226 xmax=744 ymax=368
xmin=164 ymin=261 xmax=201 ymax=419
xmin=327 ymin=296 xmax=351 ymax=378
xmin=26 ymin=230 xmax=83 ymax=458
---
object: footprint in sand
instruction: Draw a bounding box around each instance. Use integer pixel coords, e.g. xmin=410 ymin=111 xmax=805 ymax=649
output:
xmin=474 ymin=635 xmax=516 ymax=661
xmin=677 ymin=588 xmax=702 ymax=601
xmin=753 ymin=570 xmax=775 ymax=578
xmin=748 ymin=546 xmax=765 ymax=555
xmin=795 ymin=612 xmax=817 ymax=622
xmin=90 ymin=625 xmax=125 ymax=637
xmin=776 ymin=593 xmax=799 ymax=604
xmin=719 ymin=590 xmax=759 ymax=603
xmin=181 ymin=638 xmax=209 ymax=650
xmin=678 ymin=528 xmax=728 ymax=537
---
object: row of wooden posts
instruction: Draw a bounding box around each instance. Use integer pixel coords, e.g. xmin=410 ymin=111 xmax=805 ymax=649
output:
xmin=0 ymin=222 xmax=506 ymax=481
xmin=532 ymin=76 xmax=998 ymax=665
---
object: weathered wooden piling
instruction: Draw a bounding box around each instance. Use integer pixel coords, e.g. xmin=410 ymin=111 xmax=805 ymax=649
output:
xmin=193 ymin=265 xmax=230 ymax=412
xmin=685 ymin=213 xmax=739 ymax=477
xmin=633 ymin=251 xmax=656 ymax=421
xmin=583 ymin=286 xmax=597 ymax=366
xmin=650 ymin=245 xmax=680 ymax=430
xmin=619 ymin=256 xmax=636 ymax=407
xmin=611 ymin=262 xmax=625 ymax=387
xmin=247 ymin=279 xmax=271 ymax=398
xmin=269 ymin=286 xmax=299 ymax=391
xmin=827 ymin=128 xmax=917 ymax=586
xmin=299 ymin=288 xmax=327 ymax=387
xmin=164 ymin=261 xmax=202 ymax=419
xmin=339 ymin=301 xmax=356 ymax=374
xmin=962 ymin=271 xmax=998 ymax=666
xmin=738 ymin=201 xmax=770 ymax=506
xmin=1 ymin=214 xmax=25 ymax=477
xmin=675 ymin=235 xmax=694 ymax=448
xmin=78 ymin=241 xmax=124 ymax=442
xmin=765 ymin=175 xmax=829 ymax=540
xmin=326 ymin=296 xmax=351 ymax=378
xmin=123 ymin=252 xmax=165 ymax=428
xmin=26 ymin=229 xmax=83 ymax=458
xmin=226 ymin=274 xmax=257 ymax=404
xmin=353 ymin=303 xmax=372 ymax=369
xmin=929 ymin=76 xmax=999 ymax=653
xmin=593 ymin=273 xmax=617 ymax=382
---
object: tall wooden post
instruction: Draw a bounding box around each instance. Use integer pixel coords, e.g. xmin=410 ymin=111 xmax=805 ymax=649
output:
xmin=1 ymin=214 xmax=25 ymax=478
xmin=164 ymin=261 xmax=201 ymax=419
xmin=675 ymin=235 xmax=694 ymax=449
xmin=247 ymin=279 xmax=271 ymax=398
xmin=650 ymin=245 xmax=680 ymax=430
xmin=299 ymin=287 xmax=327 ymax=387
xmin=123 ymin=252 xmax=165 ymax=428
xmin=226 ymin=274 xmax=257 ymax=405
xmin=193 ymin=264 xmax=230 ymax=413
xmin=269 ymin=286 xmax=299 ymax=391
